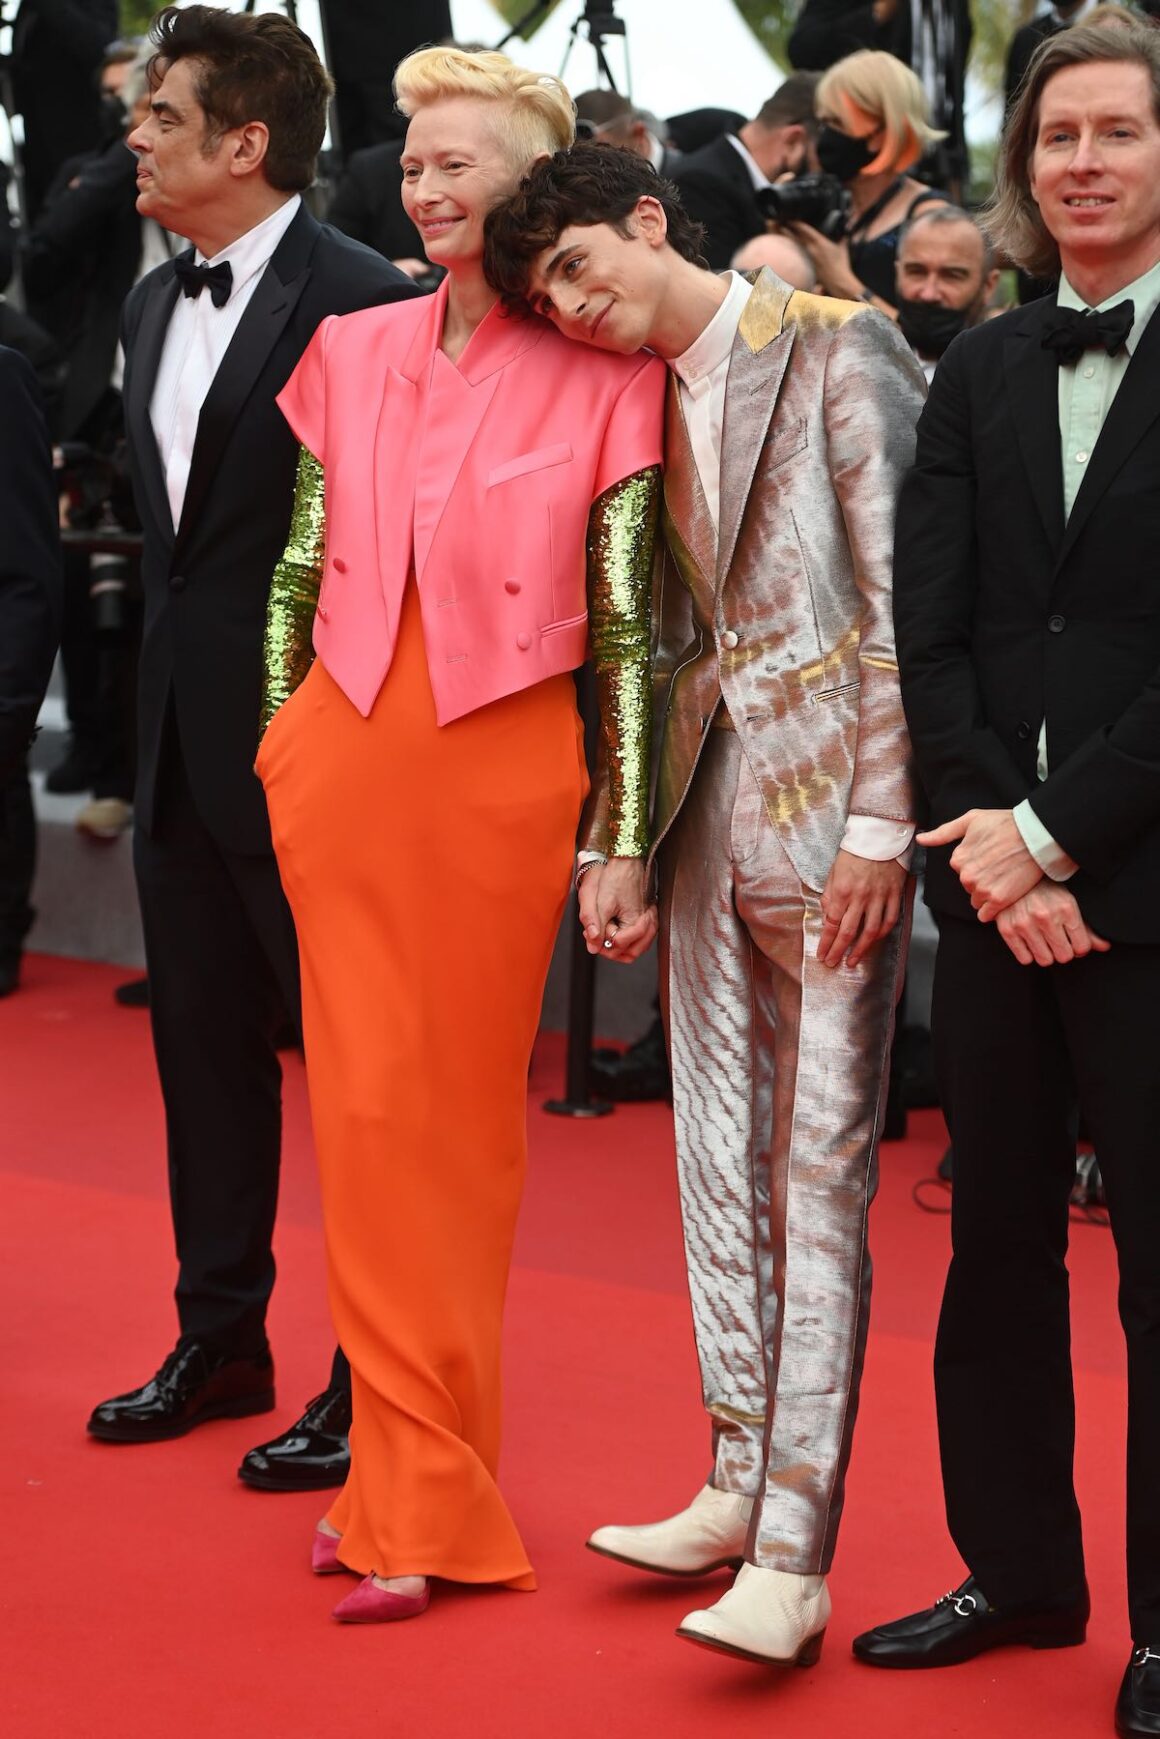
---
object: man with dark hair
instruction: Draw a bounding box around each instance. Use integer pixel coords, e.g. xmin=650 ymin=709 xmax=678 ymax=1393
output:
xmin=575 ymin=89 xmax=683 ymax=180
xmin=671 ymin=74 xmax=821 ymax=270
xmin=85 ymin=5 xmax=418 ymax=1494
xmin=486 ymin=144 xmax=922 ymax=1669
xmin=894 ymin=203 xmax=999 ymax=380
xmin=852 ymin=22 xmax=1160 ymax=1733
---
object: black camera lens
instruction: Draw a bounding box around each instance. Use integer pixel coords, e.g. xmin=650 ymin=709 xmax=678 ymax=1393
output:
xmin=758 ymin=174 xmax=852 ymax=242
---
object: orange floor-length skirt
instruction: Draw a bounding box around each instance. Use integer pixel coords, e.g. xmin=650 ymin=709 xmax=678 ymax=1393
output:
xmin=257 ymin=581 xmax=586 ymax=1587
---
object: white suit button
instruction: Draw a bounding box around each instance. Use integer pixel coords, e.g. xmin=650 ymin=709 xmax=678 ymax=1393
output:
xmin=720 ymin=629 xmax=739 ymax=650
xmin=516 ymin=632 xmax=532 ymax=651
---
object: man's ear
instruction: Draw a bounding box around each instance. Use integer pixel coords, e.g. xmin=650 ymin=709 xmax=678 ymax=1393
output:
xmin=229 ymin=120 xmax=271 ymax=179
xmin=633 ymin=194 xmax=669 ymax=248
xmin=983 ymin=266 xmax=1001 ymax=303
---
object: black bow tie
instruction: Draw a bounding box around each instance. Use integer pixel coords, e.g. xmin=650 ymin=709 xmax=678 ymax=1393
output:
xmin=174 ymin=255 xmax=233 ymax=308
xmin=1040 ymin=298 xmax=1134 ymax=366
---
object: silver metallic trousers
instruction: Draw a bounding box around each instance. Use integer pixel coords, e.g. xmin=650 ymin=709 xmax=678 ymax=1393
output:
xmin=658 ymin=727 xmax=911 ymax=1574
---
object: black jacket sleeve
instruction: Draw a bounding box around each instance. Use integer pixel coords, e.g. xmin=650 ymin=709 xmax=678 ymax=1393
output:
xmin=21 ymin=140 xmax=139 ymax=303
xmin=0 ymin=347 xmax=62 ymax=781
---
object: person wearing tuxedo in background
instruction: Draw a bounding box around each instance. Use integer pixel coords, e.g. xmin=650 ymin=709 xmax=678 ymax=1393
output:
xmin=85 ymin=5 xmax=417 ymax=1492
xmin=0 ymin=348 xmax=61 ymax=995
xmin=853 ymin=24 xmax=1160 ymax=1735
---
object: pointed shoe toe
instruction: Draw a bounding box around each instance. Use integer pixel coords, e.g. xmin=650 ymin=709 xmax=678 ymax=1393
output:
xmin=332 ymin=1575 xmax=431 ymax=1624
xmin=676 ymin=1565 xmax=831 ymax=1667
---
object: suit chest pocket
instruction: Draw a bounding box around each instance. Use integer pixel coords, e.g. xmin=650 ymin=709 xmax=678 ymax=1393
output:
xmin=487 ymin=442 xmax=573 ymax=488
xmin=763 ymin=417 xmax=808 ymax=469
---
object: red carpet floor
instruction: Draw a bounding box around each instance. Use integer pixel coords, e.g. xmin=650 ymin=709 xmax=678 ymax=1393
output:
xmin=0 ymin=952 xmax=1132 ymax=1738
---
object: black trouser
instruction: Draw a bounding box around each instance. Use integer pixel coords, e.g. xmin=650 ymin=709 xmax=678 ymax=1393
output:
xmin=60 ymin=547 xmax=136 ymax=801
xmin=134 ymin=726 xmax=348 ymax=1398
xmin=931 ymin=913 xmax=1160 ymax=1641
xmin=0 ymin=764 xmax=36 ymax=959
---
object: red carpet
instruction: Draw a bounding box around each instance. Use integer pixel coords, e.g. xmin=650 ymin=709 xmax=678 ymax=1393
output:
xmin=0 ymin=952 xmax=1131 ymax=1738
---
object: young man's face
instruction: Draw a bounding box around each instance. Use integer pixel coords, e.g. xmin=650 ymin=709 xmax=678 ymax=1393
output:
xmin=1029 ymin=60 xmax=1160 ymax=282
xmin=127 ymin=57 xmax=234 ymax=235
xmin=528 ymin=212 xmax=669 ymax=354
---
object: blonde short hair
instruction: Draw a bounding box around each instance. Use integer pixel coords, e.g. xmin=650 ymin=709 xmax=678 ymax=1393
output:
xmin=394 ymin=46 xmax=575 ymax=166
xmin=816 ymin=49 xmax=944 ymax=176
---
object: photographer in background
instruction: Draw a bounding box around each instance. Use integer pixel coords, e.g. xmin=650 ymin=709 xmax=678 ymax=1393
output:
xmin=895 ymin=203 xmax=999 ymax=379
xmin=8 ymin=0 xmax=120 ymax=222
xmin=671 ymin=74 xmax=820 ymax=270
xmin=784 ymin=49 xmax=948 ymax=313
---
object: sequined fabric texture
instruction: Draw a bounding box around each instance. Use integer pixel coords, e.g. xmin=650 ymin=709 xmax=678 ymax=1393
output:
xmin=586 ymin=466 xmax=661 ymax=859
xmin=259 ymin=445 xmax=325 ymax=738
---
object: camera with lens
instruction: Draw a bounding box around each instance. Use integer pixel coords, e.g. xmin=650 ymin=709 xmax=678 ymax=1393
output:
xmin=758 ymin=174 xmax=852 ymax=242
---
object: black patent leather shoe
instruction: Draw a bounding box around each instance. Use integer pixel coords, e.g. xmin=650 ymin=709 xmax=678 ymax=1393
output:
xmin=88 ymin=1341 xmax=275 ymax=1442
xmin=852 ymin=1574 xmax=1090 ymax=1668
xmin=590 ymin=1017 xmax=671 ymax=1103
xmin=1117 ymin=1645 xmax=1160 ymax=1735
xmin=237 ymin=1387 xmax=352 ymax=1492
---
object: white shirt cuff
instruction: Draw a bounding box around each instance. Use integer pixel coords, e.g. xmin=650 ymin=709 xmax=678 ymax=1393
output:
xmin=1012 ymin=798 xmax=1077 ymax=882
xmin=842 ymin=814 xmax=916 ymax=868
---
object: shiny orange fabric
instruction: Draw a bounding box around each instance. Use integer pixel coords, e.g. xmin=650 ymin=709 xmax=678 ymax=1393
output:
xmin=258 ymin=580 xmax=586 ymax=1586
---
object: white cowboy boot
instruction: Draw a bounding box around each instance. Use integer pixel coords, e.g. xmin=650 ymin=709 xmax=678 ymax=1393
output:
xmin=586 ymin=1484 xmax=753 ymax=1576
xmin=677 ymin=1562 xmax=831 ymax=1666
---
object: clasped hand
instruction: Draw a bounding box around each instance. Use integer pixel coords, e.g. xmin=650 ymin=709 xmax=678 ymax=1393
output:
xmin=577 ymin=858 xmax=657 ymax=963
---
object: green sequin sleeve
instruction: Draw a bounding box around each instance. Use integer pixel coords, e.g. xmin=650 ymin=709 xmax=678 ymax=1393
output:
xmin=259 ymin=445 xmax=325 ymax=740
xmin=586 ymin=465 xmax=662 ymax=859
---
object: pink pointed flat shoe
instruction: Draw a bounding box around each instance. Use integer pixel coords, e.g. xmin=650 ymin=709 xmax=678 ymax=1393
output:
xmin=332 ymin=1575 xmax=431 ymax=1624
xmin=312 ymin=1528 xmax=347 ymax=1574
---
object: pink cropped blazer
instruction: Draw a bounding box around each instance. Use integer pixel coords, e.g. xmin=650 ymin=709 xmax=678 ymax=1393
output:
xmin=276 ymin=277 xmax=666 ymax=724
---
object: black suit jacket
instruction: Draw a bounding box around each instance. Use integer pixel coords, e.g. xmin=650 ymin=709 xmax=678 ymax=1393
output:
xmin=122 ymin=205 xmax=420 ymax=855
xmin=0 ymin=347 xmax=62 ymax=782
xmin=1004 ymin=15 xmax=1063 ymax=115
xmin=895 ymin=295 xmax=1160 ymax=942
xmin=672 ymin=134 xmax=767 ymax=272
xmin=11 ymin=0 xmax=120 ymax=220
xmin=22 ymin=138 xmax=144 ymax=439
xmin=326 ymin=140 xmax=424 ymax=263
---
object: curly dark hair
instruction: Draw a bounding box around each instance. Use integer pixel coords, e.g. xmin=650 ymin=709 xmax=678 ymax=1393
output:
xmin=484 ymin=142 xmax=707 ymax=310
xmin=148 ymin=4 xmax=332 ymax=193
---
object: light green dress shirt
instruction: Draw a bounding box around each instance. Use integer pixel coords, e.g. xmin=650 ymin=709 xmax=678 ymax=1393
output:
xmin=1013 ymin=256 xmax=1160 ymax=878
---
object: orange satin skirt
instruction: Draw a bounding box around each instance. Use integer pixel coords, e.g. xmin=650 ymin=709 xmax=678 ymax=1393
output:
xmin=258 ymin=580 xmax=586 ymax=1587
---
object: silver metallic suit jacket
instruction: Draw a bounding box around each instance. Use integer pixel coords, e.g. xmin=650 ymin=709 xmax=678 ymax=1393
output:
xmin=584 ymin=268 xmax=925 ymax=893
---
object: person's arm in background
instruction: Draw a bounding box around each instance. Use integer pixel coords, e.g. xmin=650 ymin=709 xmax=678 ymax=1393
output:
xmin=0 ymin=348 xmax=62 ymax=782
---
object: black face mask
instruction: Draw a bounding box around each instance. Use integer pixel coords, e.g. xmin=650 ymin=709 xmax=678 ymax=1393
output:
xmin=815 ymin=124 xmax=876 ymax=183
xmin=897 ymin=297 xmax=973 ymax=359
xmin=99 ymin=91 xmax=127 ymax=144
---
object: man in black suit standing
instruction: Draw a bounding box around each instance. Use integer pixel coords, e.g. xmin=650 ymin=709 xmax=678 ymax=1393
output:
xmin=85 ymin=5 xmax=417 ymax=1493
xmin=671 ymin=75 xmax=819 ymax=271
xmin=8 ymin=0 xmax=120 ymax=221
xmin=0 ymin=347 xmax=61 ymax=993
xmin=853 ymin=23 xmax=1160 ymax=1735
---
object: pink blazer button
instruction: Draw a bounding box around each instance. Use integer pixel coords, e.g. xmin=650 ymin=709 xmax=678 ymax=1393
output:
xmin=333 ymin=557 xmax=347 ymax=573
xmin=516 ymin=632 xmax=533 ymax=651
xmin=317 ymin=605 xmax=329 ymax=622
xmin=505 ymin=579 xmax=521 ymax=594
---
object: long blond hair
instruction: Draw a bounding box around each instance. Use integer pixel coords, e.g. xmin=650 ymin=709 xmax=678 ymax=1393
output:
xmin=816 ymin=50 xmax=944 ymax=176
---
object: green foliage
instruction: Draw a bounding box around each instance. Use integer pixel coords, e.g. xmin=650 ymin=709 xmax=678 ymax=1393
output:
xmin=120 ymin=0 xmax=156 ymax=37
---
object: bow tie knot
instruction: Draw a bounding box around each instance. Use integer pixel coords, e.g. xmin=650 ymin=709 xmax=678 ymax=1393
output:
xmin=174 ymin=255 xmax=233 ymax=308
xmin=1040 ymin=298 xmax=1134 ymax=366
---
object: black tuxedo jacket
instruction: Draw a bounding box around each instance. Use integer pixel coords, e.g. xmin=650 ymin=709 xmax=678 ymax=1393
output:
xmin=122 ymin=204 xmax=419 ymax=855
xmin=672 ymin=134 xmax=767 ymax=272
xmin=0 ymin=346 xmax=61 ymax=783
xmin=895 ymin=294 xmax=1160 ymax=942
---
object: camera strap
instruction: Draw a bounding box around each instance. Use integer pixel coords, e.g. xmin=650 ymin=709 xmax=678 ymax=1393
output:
xmin=845 ymin=177 xmax=905 ymax=240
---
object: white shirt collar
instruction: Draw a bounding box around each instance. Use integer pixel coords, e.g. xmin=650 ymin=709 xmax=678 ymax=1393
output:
xmin=647 ymin=133 xmax=665 ymax=174
xmin=725 ymin=132 xmax=771 ymax=193
xmin=670 ymin=271 xmax=753 ymax=394
xmin=1057 ymin=253 xmax=1160 ymax=356
xmin=195 ymin=194 xmax=301 ymax=300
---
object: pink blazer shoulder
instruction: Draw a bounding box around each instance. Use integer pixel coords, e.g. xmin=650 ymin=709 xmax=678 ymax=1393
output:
xmin=276 ymin=284 xmax=665 ymax=724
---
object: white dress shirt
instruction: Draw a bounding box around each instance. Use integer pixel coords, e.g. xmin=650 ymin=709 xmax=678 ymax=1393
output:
xmin=1012 ymin=256 xmax=1160 ymax=880
xmin=669 ymin=271 xmax=915 ymax=865
xmin=150 ymin=194 xmax=301 ymax=530
xmin=725 ymin=132 xmax=772 ymax=194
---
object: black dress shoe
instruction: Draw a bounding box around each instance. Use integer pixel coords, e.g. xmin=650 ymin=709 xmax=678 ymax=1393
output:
xmin=0 ymin=950 xmax=21 ymax=998
xmin=44 ymin=742 xmax=101 ymax=795
xmin=113 ymin=976 xmax=150 ymax=1008
xmin=87 ymin=1342 xmax=275 ymax=1443
xmin=589 ymin=1017 xmax=671 ymax=1103
xmin=1118 ymin=1646 xmax=1160 ymax=1736
xmin=852 ymin=1574 xmax=1090 ymax=1668
xmin=237 ymin=1387 xmax=352 ymax=1491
